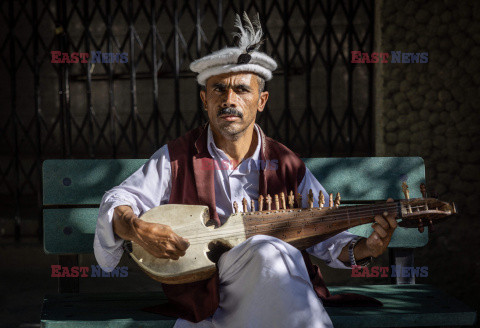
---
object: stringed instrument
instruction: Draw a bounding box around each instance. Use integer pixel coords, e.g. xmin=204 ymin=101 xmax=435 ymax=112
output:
xmin=127 ymin=183 xmax=456 ymax=284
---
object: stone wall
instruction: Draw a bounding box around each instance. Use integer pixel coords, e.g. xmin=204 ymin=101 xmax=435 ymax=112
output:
xmin=377 ymin=0 xmax=480 ymax=316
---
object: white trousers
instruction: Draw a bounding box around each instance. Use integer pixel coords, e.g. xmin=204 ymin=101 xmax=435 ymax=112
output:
xmin=173 ymin=235 xmax=333 ymax=328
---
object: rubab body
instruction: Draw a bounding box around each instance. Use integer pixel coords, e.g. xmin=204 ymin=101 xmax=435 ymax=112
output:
xmin=129 ymin=183 xmax=456 ymax=284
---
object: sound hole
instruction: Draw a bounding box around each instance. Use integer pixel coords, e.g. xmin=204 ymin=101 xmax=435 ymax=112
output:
xmin=206 ymin=239 xmax=233 ymax=263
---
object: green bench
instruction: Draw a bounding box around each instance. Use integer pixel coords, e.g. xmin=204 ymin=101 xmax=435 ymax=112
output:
xmin=41 ymin=157 xmax=477 ymax=327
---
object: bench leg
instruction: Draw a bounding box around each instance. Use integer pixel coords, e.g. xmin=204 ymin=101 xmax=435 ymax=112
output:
xmin=58 ymin=255 xmax=80 ymax=293
xmin=389 ymin=248 xmax=415 ymax=285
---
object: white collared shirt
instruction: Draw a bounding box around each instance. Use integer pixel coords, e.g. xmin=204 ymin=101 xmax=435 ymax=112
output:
xmin=93 ymin=124 xmax=356 ymax=271
xmin=208 ymin=124 xmax=262 ymax=223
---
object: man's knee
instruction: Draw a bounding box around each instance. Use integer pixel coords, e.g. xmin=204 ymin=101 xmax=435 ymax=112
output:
xmin=218 ymin=235 xmax=305 ymax=281
xmin=247 ymin=235 xmax=300 ymax=261
xmin=245 ymin=235 xmax=302 ymax=262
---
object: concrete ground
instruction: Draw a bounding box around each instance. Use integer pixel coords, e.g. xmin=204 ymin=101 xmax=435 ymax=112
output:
xmin=0 ymin=238 xmax=164 ymax=328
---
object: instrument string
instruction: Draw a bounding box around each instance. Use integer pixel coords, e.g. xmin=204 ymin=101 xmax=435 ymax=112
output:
xmin=177 ymin=203 xmax=437 ymax=245
xmin=155 ymin=203 xmax=399 ymax=239
xmin=171 ymin=203 xmax=432 ymax=243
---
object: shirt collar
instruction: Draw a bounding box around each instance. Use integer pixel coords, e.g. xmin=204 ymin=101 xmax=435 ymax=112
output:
xmin=207 ymin=123 xmax=262 ymax=175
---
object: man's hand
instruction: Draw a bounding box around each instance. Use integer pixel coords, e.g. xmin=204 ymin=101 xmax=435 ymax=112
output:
xmin=338 ymin=198 xmax=398 ymax=263
xmin=364 ymin=198 xmax=398 ymax=257
xmin=113 ymin=205 xmax=190 ymax=260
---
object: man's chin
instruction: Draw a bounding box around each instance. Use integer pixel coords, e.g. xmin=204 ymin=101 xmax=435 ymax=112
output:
xmin=217 ymin=123 xmax=245 ymax=139
xmin=217 ymin=119 xmax=240 ymax=128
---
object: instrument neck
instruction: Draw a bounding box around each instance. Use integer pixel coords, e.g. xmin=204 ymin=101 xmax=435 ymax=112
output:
xmin=241 ymin=202 xmax=400 ymax=250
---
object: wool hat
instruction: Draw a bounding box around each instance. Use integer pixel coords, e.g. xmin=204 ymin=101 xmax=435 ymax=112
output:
xmin=190 ymin=12 xmax=277 ymax=86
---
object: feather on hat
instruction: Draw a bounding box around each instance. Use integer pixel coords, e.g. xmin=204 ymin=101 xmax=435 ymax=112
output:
xmin=190 ymin=12 xmax=277 ymax=86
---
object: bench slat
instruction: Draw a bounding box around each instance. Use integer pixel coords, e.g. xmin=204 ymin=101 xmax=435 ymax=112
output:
xmin=44 ymin=208 xmax=98 ymax=254
xmin=43 ymin=157 xmax=428 ymax=253
xmin=304 ymin=157 xmax=428 ymax=247
xmin=40 ymin=285 xmax=477 ymax=327
xmin=303 ymin=157 xmax=426 ymax=200
xmin=43 ymin=159 xmax=147 ymax=206
xmin=43 ymin=208 xmax=426 ymax=255
xmin=43 ymin=157 xmax=426 ymax=205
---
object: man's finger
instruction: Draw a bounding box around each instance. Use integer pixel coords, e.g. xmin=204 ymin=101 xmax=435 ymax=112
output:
xmin=368 ymin=232 xmax=384 ymax=247
xmin=165 ymin=244 xmax=187 ymax=258
xmin=171 ymin=247 xmax=187 ymax=257
xmin=168 ymin=254 xmax=180 ymax=261
xmin=374 ymin=215 xmax=389 ymax=230
xmin=167 ymin=246 xmax=188 ymax=259
xmin=385 ymin=215 xmax=398 ymax=229
xmin=174 ymin=235 xmax=190 ymax=251
xmin=372 ymin=223 xmax=388 ymax=238
xmin=144 ymin=245 xmax=170 ymax=259
xmin=164 ymin=242 xmax=179 ymax=253
xmin=177 ymin=249 xmax=187 ymax=257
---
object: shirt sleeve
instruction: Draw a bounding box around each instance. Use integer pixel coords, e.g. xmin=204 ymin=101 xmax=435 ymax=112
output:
xmin=93 ymin=144 xmax=172 ymax=272
xmin=298 ymin=167 xmax=357 ymax=269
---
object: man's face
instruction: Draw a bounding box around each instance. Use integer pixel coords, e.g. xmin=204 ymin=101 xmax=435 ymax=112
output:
xmin=200 ymin=72 xmax=269 ymax=140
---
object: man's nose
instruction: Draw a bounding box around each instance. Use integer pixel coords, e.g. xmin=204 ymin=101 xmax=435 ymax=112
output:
xmin=222 ymin=88 xmax=237 ymax=107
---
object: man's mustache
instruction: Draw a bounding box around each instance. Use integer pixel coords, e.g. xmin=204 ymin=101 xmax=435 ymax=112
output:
xmin=217 ymin=107 xmax=243 ymax=119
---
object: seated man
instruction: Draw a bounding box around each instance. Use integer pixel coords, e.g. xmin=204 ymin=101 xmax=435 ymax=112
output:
xmin=94 ymin=12 xmax=397 ymax=328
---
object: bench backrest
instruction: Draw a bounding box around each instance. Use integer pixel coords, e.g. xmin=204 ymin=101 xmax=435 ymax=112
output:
xmin=43 ymin=157 xmax=427 ymax=254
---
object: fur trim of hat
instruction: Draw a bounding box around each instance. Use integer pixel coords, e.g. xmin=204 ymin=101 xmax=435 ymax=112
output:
xmin=190 ymin=12 xmax=277 ymax=86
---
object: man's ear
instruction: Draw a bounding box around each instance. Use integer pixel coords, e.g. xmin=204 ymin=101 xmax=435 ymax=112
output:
xmin=257 ymin=91 xmax=269 ymax=113
xmin=200 ymin=89 xmax=207 ymax=111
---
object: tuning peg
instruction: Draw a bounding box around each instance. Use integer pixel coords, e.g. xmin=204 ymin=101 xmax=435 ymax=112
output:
xmin=274 ymin=194 xmax=280 ymax=210
xmin=419 ymin=183 xmax=429 ymax=209
xmin=266 ymin=194 xmax=272 ymax=211
xmin=242 ymin=198 xmax=248 ymax=212
xmin=402 ymin=182 xmax=410 ymax=199
xmin=402 ymin=182 xmax=412 ymax=213
xmin=288 ymin=191 xmax=295 ymax=209
xmin=318 ymin=192 xmax=325 ymax=208
xmin=280 ymin=192 xmax=286 ymax=209
xmin=258 ymin=195 xmax=264 ymax=211
xmin=329 ymin=193 xmax=334 ymax=208
xmin=420 ymin=183 xmax=427 ymax=198
xmin=296 ymin=193 xmax=302 ymax=208
xmin=334 ymin=192 xmax=341 ymax=208
xmin=417 ymin=219 xmax=424 ymax=233
xmin=233 ymin=201 xmax=239 ymax=213
xmin=307 ymin=189 xmax=314 ymax=209
xmin=428 ymin=219 xmax=435 ymax=232
xmin=251 ymin=199 xmax=255 ymax=212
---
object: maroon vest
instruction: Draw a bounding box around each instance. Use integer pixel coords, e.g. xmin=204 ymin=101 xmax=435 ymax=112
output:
xmin=143 ymin=123 xmax=381 ymax=322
